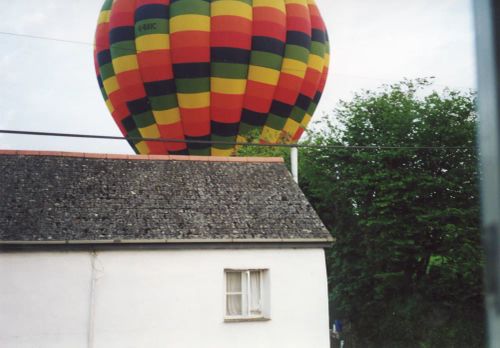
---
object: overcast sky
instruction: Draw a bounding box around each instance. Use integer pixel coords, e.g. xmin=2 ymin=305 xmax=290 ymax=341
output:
xmin=0 ymin=0 xmax=477 ymax=154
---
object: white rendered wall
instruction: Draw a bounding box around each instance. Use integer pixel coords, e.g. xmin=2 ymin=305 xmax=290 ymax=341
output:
xmin=0 ymin=248 xmax=330 ymax=348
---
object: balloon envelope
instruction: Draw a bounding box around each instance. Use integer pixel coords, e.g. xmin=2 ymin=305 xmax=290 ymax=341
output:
xmin=94 ymin=0 xmax=330 ymax=156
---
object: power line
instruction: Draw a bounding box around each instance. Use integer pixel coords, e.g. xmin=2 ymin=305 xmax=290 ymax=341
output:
xmin=0 ymin=30 xmax=324 ymax=74
xmin=0 ymin=31 xmax=476 ymax=91
xmin=0 ymin=31 xmax=94 ymax=48
xmin=0 ymin=30 xmax=331 ymax=74
xmin=0 ymin=129 xmax=475 ymax=151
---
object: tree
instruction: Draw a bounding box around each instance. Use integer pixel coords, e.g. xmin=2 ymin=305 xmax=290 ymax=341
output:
xmin=300 ymin=79 xmax=484 ymax=347
xmin=236 ymin=131 xmax=292 ymax=168
xmin=236 ymin=79 xmax=484 ymax=347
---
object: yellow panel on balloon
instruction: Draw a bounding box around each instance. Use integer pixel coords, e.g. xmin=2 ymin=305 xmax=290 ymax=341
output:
xmin=285 ymin=0 xmax=308 ymax=5
xmin=105 ymin=99 xmax=115 ymax=113
xmin=212 ymin=1 xmax=252 ymax=20
xmin=212 ymin=148 xmax=234 ymax=156
xmin=177 ymin=92 xmax=210 ymax=109
xmin=261 ymin=126 xmax=281 ymax=143
xmin=283 ymin=119 xmax=301 ymax=138
xmin=139 ymin=124 xmax=161 ymax=138
xmin=248 ymin=66 xmax=280 ymax=85
xmin=324 ymin=53 xmax=331 ymax=68
xmin=136 ymin=34 xmax=170 ymax=52
xmin=98 ymin=10 xmax=110 ymax=24
xmin=236 ymin=135 xmax=247 ymax=143
xmin=112 ymin=55 xmax=139 ymax=74
xmin=135 ymin=141 xmax=150 ymax=155
xmin=154 ymin=108 xmax=181 ymax=125
xmin=301 ymin=113 xmax=312 ymax=128
xmin=252 ymin=0 xmax=286 ymax=12
xmin=103 ymin=77 xmax=119 ymax=94
xmin=308 ymin=54 xmax=325 ymax=73
xmin=281 ymin=58 xmax=307 ymax=79
xmin=211 ymin=78 xmax=247 ymax=95
xmin=170 ymin=15 xmax=210 ymax=33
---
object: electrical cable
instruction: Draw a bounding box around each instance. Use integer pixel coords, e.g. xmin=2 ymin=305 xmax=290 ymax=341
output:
xmin=0 ymin=129 xmax=475 ymax=151
xmin=0 ymin=30 xmax=476 ymax=90
xmin=0 ymin=31 xmax=94 ymax=48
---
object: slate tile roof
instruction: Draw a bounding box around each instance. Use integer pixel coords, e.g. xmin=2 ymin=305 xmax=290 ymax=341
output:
xmin=0 ymin=150 xmax=331 ymax=244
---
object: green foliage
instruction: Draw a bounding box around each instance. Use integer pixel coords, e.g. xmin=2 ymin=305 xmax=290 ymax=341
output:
xmin=302 ymin=79 xmax=484 ymax=347
xmin=235 ymin=129 xmax=292 ymax=169
xmin=237 ymin=79 xmax=484 ymax=347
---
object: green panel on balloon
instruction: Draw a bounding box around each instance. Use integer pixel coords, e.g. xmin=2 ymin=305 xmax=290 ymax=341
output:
xmin=135 ymin=19 xmax=169 ymax=37
xmin=211 ymin=134 xmax=235 ymax=150
xmin=211 ymin=63 xmax=248 ymax=79
xmin=250 ymin=52 xmax=283 ymax=70
xmin=176 ymin=78 xmax=210 ymax=94
xmin=149 ymin=95 xmax=178 ymax=111
xmin=133 ymin=112 xmax=157 ymax=128
xmin=266 ymin=114 xmax=288 ymax=130
xmin=170 ymin=0 xmax=210 ymax=16
xmin=110 ymin=41 xmax=136 ymax=59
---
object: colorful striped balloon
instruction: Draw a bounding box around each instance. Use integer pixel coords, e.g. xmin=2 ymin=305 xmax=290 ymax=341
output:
xmin=94 ymin=0 xmax=330 ymax=156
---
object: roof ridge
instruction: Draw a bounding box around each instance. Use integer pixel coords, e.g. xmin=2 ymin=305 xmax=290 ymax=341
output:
xmin=0 ymin=149 xmax=284 ymax=163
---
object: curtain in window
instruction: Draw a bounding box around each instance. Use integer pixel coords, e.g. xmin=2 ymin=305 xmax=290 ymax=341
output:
xmin=250 ymin=271 xmax=261 ymax=315
xmin=226 ymin=272 xmax=242 ymax=315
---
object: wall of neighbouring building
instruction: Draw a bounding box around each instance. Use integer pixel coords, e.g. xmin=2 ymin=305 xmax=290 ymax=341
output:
xmin=0 ymin=248 xmax=330 ymax=348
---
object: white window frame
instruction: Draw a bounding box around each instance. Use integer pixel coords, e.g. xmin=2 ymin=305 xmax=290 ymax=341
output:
xmin=224 ymin=269 xmax=269 ymax=322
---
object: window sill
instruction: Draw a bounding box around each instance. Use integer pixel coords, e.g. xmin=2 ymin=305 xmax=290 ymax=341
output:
xmin=224 ymin=316 xmax=271 ymax=323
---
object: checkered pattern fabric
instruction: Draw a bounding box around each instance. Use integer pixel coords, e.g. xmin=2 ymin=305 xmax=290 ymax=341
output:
xmin=94 ymin=0 xmax=330 ymax=155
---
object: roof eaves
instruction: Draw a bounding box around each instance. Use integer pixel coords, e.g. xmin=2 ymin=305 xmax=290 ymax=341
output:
xmin=0 ymin=237 xmax=334 ymax=252
xmin=0 ymin=149 xmax=284 ymax=163
xmin=0 ymin=237 xmax=334 ymax=245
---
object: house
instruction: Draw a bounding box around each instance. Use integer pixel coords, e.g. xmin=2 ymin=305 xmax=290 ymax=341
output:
xmin=0 ymin=150 xmax=333 ymax=348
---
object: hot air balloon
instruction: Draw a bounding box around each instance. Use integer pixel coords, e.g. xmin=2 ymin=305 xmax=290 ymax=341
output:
xmin=94 ymin=0 xmax=330 ymax=156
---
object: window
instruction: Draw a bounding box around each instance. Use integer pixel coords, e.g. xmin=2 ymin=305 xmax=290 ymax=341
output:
xmin=224 ymin=269 xmax=269 ymax=321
